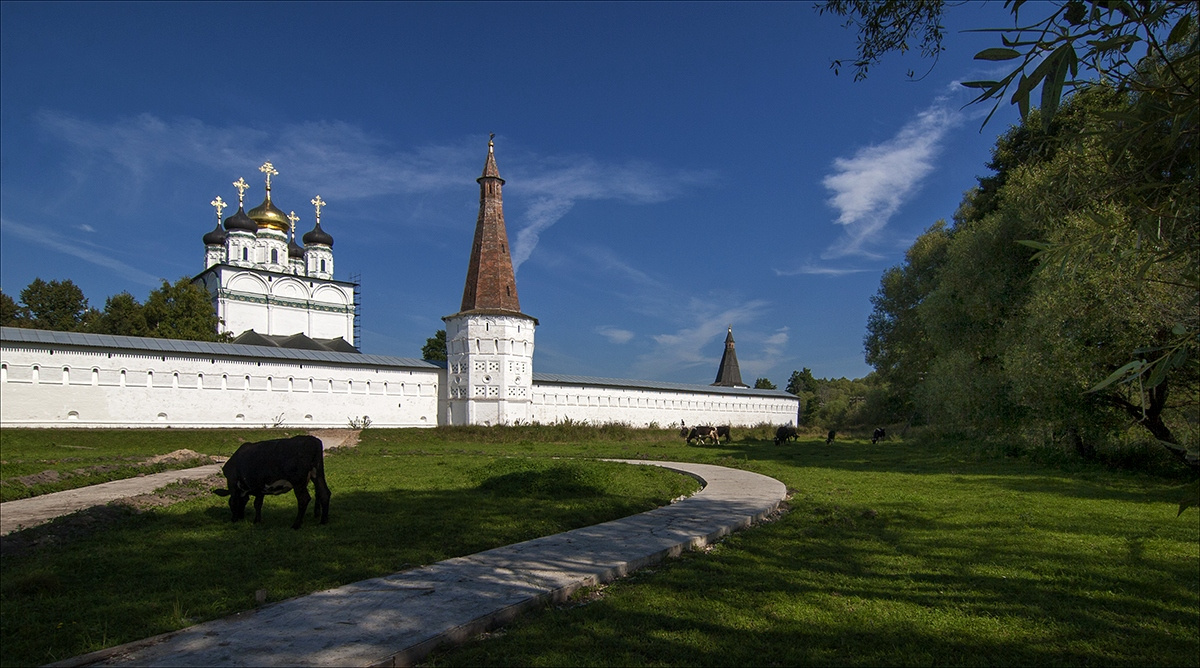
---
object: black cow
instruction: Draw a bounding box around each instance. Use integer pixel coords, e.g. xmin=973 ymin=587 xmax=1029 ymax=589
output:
xmin=826 ymin=430 xmax=836 ymax=445
xmin=774 ymin=425 xmax=798 ymax=445
xmin=716 ymin=425 xmax=732 ymax=443
xmin=687 ymin=426 xmax=719 ymax=445
xmin=213 ymin=435 xmax=331 ymax=529
xmin=872 ymin=427 xmax=886 ymax=444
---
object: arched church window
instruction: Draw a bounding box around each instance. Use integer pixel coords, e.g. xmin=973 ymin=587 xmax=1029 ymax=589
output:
xmin=271 ymin=249 xmax=278 ymax=264
xmin=320 ymin=259 xmax=326 ymax=272
xmin=242 ymin=247 xmax=248 ymax=261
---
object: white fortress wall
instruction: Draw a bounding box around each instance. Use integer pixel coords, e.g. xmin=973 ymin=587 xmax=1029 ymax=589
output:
xmin=530 ymin=375 xmax=799 ymax=428
xmin=0 ymin=328 xmax=439 ymax=429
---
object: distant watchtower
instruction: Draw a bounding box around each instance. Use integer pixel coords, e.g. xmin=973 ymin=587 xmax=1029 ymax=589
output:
xmin=712 ymin=326 xmax=748 ymax=388
xmin=442 ymin=137 xmax=538 ymax=425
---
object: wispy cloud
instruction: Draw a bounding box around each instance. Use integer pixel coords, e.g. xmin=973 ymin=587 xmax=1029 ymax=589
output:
xmin=774 ymin=262 xmax=875 ymax=277
xmin=820 ymin=99 xmax=960 ymax=259
xmin=34 ymin=112 xmax=713 ymax=273
xmin=632 ymin=298 xmax=770 ymax=381
xmin=1 ymin=217 xmax=163 ymax=287
xmin=511 ymin=157 xmax=715 ymax=272
xmin=596 ymin=326 xmax=634 ymax=344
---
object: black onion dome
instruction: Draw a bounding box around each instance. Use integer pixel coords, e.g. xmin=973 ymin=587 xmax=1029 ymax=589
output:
xmin=288 ymin=237 xmax=305 ymax=259
xmin=302 ymin=221 xmax=334 ymax=247
xmin=203 ymin=222 xmax=227 ymax=245
xmin=223 ymin=206 xmax=258 ymax=233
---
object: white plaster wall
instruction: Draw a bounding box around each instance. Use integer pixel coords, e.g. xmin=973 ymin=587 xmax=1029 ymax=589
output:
xmin=0 ymin=344 xmax=439 ymax=429
xmin=444 ymin=313 xmax=535 ymax=426
xmin=530 ymin=383 xmax=798 ymax=428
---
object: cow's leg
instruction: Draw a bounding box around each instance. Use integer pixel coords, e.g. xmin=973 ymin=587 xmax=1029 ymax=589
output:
xmin=292 ymin=483 xmax=312 ymax=530
xmin=313 ymin=473 xmax=331 ymax=525
xmin=253 ymin=494 xmax=265 ymax=523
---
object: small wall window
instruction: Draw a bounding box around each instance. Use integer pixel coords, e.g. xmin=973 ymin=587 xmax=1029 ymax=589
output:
xmin=320 ymin=259 xmax=326 ymax=272
xmin=242 ymin=247 xmax=249 ymax=261
xmin=271 ymin=248 xmax=278 ymax=264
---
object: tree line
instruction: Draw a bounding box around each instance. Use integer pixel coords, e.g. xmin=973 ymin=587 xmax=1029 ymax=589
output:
xmin=1 ymin=277 xmax=228 ymax=343
xmin=823 ymin=0 xmax=1197 ymax=474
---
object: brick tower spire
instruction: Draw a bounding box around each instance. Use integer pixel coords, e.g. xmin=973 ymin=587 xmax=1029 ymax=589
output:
xmin=712 ymin=326 xmax=748 ymax=388
xmin=443 ymin=136 xmax=537 ymax=426
xmin=459 ymin=135 xmax=521 ymax=313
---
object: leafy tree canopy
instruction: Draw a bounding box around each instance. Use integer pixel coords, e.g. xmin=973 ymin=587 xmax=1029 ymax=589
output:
xmin=422 ymin=329 xmax=447 ymax=361
xmin=754 ymin=377 xmax=777 ymax=390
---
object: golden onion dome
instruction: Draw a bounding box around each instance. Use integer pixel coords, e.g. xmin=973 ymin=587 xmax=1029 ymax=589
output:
xmin=247 ymin=195 xmax=290 ymax=233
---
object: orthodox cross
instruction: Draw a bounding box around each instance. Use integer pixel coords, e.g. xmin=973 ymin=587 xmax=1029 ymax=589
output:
xmin=259 ymin=162 xmax=278 ymax=199
xmin=210 ymin=195 xmax=227 ymax=224
xmin=287 ymin=210 xmax=300 ymax=240
xmin=232 ymin=177 xmax=249 ymax=207
xmin=311 ymin=195 xmax=325 ymax=224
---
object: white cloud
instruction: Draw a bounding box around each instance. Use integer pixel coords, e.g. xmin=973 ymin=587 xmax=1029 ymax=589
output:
xmin=820 ymin=100 xmax=960 ymax=258
xmin=34 ymin=112 xmax=713 ymax=272
xmin=596 ymin=326 xmax=635 ymax=344
xmin=632 ymin=298 xmax=770 ymax=381
xmin=774 ymin=262 xmax=875 ymax=277
xmin=1 ymin=217 xmax=163 ymax=287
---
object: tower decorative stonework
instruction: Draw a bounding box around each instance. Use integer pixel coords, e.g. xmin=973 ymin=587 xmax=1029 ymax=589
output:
xmin=712 ymin=326 xmax=748 ymax=388
xmin=443 ymin=137 xmax=538 ymax=426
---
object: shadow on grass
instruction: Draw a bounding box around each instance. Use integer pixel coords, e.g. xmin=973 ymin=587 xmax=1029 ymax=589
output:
xmin=0 ymin=467 xmax=686 ymax=667
xmin=428 ymin=493 xmax=1199 ymax=667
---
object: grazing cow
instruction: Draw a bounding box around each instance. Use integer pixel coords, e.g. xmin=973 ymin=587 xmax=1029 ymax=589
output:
xmin=716 ymin=425 xmax=732 ymax=443
xmin=774 ymin=425 xmax=798 ymax=446
xmin=826 ymin=430 xmax=836 ymax=445
xmin=687 ymin=426 xmax=720 ymax=445
xmin=872 ymin=427 xmax=886 ymax=444
xmin=213 ymin=435 xmax=331 ymax=530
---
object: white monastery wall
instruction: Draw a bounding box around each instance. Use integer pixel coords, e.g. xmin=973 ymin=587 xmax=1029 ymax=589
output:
xmin=0 ymin=330 xmax=439 ymax=429
xmin=530 ymin=378 xmax=798 ymax=428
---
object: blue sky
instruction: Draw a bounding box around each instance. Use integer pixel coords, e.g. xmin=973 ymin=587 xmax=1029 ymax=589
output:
xmin=1 ymin=1 xmax=1021 ymax=386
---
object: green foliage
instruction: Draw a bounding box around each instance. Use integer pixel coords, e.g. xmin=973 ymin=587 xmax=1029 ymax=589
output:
xmin=1 ymin=290 xmax=23 ymax=326
xmin=90 ymin=291 xmax=149 ymax=337
xmin=17 ymin=278 xmax=95 ymax=331
xmin=142 ymin=278 xmax=228 ymax=342
xmin=818 ymin=0 xmax=947 ymax=80
xmin=422 ymin=329 xmax=447 ymax=361
xmin=753 ymin=377 xmax=776 ymax=390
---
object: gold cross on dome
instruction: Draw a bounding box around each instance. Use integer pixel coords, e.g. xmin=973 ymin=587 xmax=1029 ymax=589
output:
xmin=259 ymin=162 xmax=278 ymax=199
xmin=232 ymin=177 xmax=249 ymax=206
xmin=311 ymin=195 xmax=325 ymax=224
xmin=287 ymin=211 xmax=300 ymax=239
xmin=210 ymin=195 xmax=227 ymax=222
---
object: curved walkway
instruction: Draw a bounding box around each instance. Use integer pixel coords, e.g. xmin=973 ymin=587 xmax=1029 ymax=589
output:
xmin=44 ymin=460 xmax=786 ymax=667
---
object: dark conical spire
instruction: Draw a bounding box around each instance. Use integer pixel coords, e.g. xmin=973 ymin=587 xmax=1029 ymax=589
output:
xmin=712 ymin=326 xmax=747 ymax=387
xmin=459 ymin=136 xmax=521 ymax=313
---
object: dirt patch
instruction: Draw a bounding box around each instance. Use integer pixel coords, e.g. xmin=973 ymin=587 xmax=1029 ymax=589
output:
xmin=309 ymin=429 xmax=361 ymax=450
xmin=10 ymin=469 xmax=63 ymax=486
xmin=143 ymin=449 xmax=226 ymax=466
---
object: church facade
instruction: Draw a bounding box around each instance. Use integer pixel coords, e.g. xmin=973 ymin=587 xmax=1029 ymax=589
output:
xmin=0 ymin=141 xmax=799 ymax=429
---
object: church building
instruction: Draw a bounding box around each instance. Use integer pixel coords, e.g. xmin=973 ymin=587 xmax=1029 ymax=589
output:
xmin=0 ymin=140 xmax=799 ymax=429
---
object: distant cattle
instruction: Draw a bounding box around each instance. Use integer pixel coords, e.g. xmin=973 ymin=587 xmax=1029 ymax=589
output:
xmin=826 ymin=430 xmax=836 ymax=445
xmin=213 ymin=435 xmax=331 ymax=530
xmin=716 ymin=425 xmax=731 ymax=443
xmin=774 ymin=425 xmax=798 ymax=445
xmin=872 ymin=428 xmax=886 ymax=444
xmin=686 ymin=426 xmax=720 ymax=445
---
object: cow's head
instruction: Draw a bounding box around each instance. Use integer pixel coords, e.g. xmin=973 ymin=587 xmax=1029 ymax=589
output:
xmin=212 ymin=477 xmax=251 ymax=522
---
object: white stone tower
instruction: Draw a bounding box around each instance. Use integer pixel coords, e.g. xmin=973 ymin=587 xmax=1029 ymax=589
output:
xmin=443 ymin=137 xmax=537 ymax=426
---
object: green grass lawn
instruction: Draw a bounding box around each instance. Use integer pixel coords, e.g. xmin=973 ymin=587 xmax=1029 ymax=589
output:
xmin=1 ymin=426 xmax=1196 ymax=666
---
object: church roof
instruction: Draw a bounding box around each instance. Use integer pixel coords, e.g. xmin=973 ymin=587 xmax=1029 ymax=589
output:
xmin=1 ymin=326 xmax=434 ymax=369
xmin=302 ymin=221 xmax=334 ymax=247
xmin=712 ymin=326 xmax=748 ymax=388
xmin=455 ymin=137 xmax=523 ymax=316
xmin=231 ymin=330 xmax=359 ymax=354
xmin=223 ymin=206 xmax=258 ymax=233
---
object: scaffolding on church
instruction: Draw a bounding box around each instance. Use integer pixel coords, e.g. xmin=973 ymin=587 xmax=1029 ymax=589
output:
xmin=350 ymin=272 xmax=362 ymax=351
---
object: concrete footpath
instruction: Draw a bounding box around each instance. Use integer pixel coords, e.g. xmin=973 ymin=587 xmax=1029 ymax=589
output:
xmin=48 ymin=459 xmax=787 ymax=667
